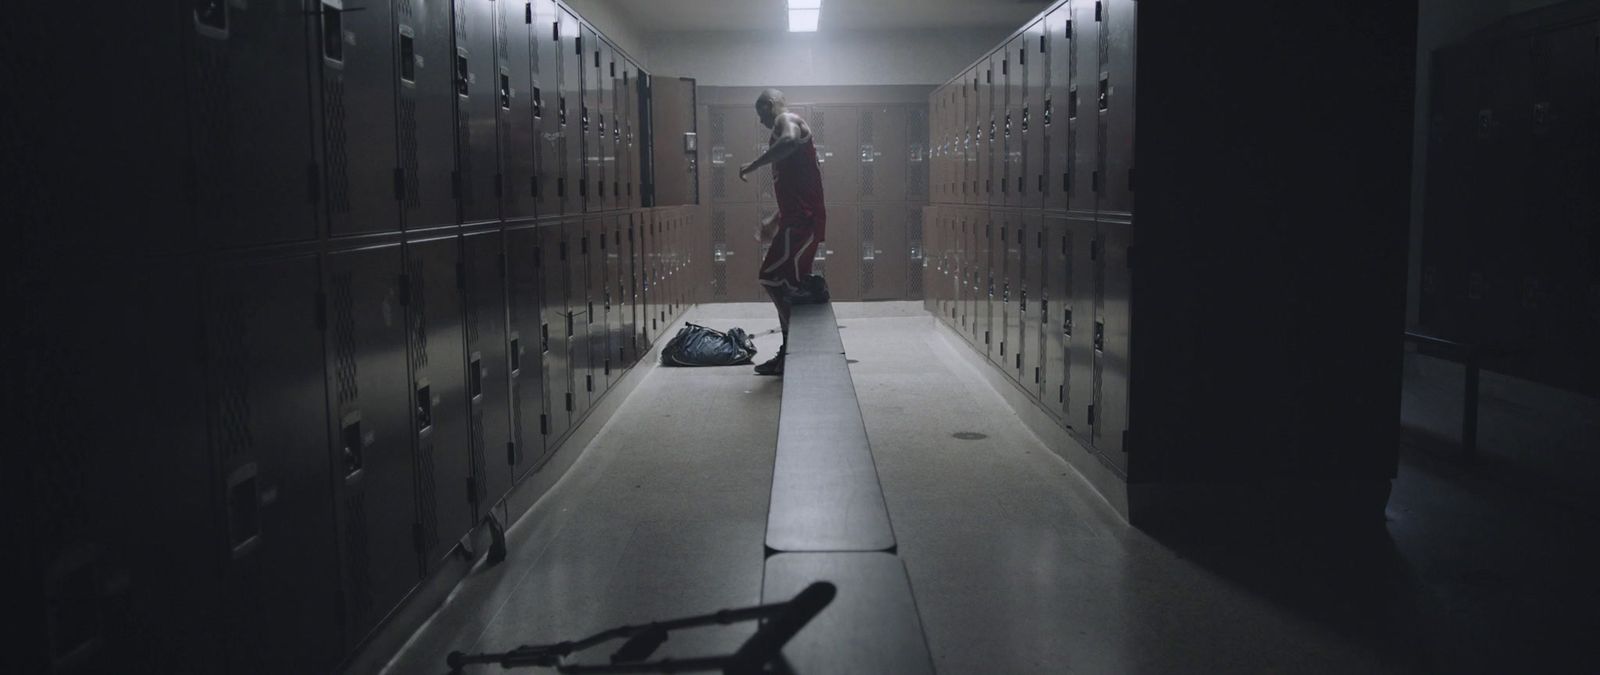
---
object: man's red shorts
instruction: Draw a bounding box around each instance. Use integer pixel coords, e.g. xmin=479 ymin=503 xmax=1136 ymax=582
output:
xmin=758 ymin=219 xmax=823 ymax=293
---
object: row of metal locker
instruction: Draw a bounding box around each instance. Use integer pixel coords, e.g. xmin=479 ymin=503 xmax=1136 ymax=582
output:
xmin=1419 ymin=16 xmax=1600 ymax=395
xmin=36 ymin=208 xmax=693 ymax=675
xmin=708 ymin=203 xmax=927 ymax=302
xmin=189 ymin=0 xmax=654 ymax=252
xmin=922 ymin=205 xmax=1130 ymax=472
xmin=926 ymin=0 xmax=1135 ymax=217
xmin=703 ymin=103 xmax=931 ymax=205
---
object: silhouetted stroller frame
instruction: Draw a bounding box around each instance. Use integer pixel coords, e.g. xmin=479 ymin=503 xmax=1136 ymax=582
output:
xmin=447 ymin=582 xmax=835 ymax=674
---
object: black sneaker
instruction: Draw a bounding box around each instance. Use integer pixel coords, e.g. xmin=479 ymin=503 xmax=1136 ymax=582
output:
xmin=754 ymin=351 xmax=785 ymax=376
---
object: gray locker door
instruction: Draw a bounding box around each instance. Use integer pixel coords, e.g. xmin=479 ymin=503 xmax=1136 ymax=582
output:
xmin=860 ymin=106 xmax=908 ymax=201
xmin=597 ymin=40 xmax=616 ymax=210
xmin=1022 ymin=212 xmax=1045 ymax=396
xmin=504 ymin=224 xmax=548 ymax=482
xmin=1093 ymin=222 xmax=1130 ymax=469
xmin=1070 ymin=0 xmax=1100 ymax=216
xmin=812 ymin=106 xmax=861 ymax=207
xmin=405 ymin=236 xmax=473 ymax=568
xmin=1003 ymin=38 xmax=1023 ymax=207
xmin=320 ymin=0 xmax=399 ymax=236
xmin=817 ymin=204 xmax=859 ymax=301
xmin=463 ymin=230 xmax=513 ymax=513
xmin=959 ymin=212 xmax=974 ymax=338
xmin=325 ymin=245 xmax=419 ymax=643
xmin=707 ymin=105 xmax=766 ymax=203
xmin=1001 ymin=213 xmax=1022 ymax=377
xmin=978 ymin=65 xmax=995 ymax=204
xmin=963 ymin=74 xmax=978 ymax=204
xmin=620 ymin=214 xmax=639 ymax=366
xmin=1043 ymin=6 xmax=1071 ymax=211
xmin=531 ymin=0 xmax=560 ymax=214
xmin=712 ymin=204 xmax=762 ymax=301
xmin=1024 ymin=20 xmax=1048 ymax=209
xmin=1042 ymin=215 xmax=1070 ymax=418
xmin=561 ymin=217 xmax=591 ymax=420
xmin=206 ymin=255 xmax=340 ymax=674
xmin=620 ymin=61 xmax=637 ymax=207
xmin=977 ymin=212 xmax=997 ymax=356
xmin=400 ymin=0 xmax=461 ymax=231
xmin=637 ymin=210 xmax=656 ymax=344
xmin=499 ymin=0 xmax=537 ymax=220
xmin=988 ymin=53 xmax=1006 ymax=207
xmin=188 ymin=0 xmax=318 ymax=248
xmin=559 ymin=10 xmax=583 ymax=213
xmin=539 ymin=222 xmax=573 ymax=444
xmin=1066 ymin=218 xmax=1096 ymax=431
xmin=1099 ymin=0 xmax=1136 ymax=217
xmin=906 ymin=204 xmax=926 ymax=301
xmin=577 ymin=217 xmax=607 ymax=406
xmin=859 ymin=205 xmax=906 ymax=300
xmin=580 ymin=25 xmax=601 ymax=211
xmin=457 ymin=0 xmax=501 ymax=225
xmin=601 ymin=216 xmax=624 ymax=386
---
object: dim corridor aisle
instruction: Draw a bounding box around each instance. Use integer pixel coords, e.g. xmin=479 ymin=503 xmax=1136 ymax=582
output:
xmin=383 ymin=303 xmax=1404 ymax=675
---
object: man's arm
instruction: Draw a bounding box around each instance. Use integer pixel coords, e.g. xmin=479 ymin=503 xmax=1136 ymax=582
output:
xmin=739 ymin=115 xmax=811 ymax=182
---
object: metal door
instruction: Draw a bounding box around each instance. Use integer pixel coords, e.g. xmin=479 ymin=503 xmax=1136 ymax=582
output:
xmin=964 ymin=72 xmax=979 ymax=204
xmin=1043 ymin=6 xmax=1071 ymax=210
xmin=499 ymin=0 xmax=536 ymax=220
xmin=462 ymin=230 xmax=513 ymax=512
xmin=620 ymin=61 xmax=637 ymax=208
xmin=1003 ymin=38 xmax=1024 ymax=206
xmin=561 ymin=216 xmax=591 ymax=419
xmin=531 ymin=0 xmax=560 ymax=215
xmin=599 ymin=40 xmax=617 ymax=210
xmin=707 ymin=105 xmax=765 ymax=203
xmin=400 ymin=0 xmax=461 ymax=231
xmin=579 ymin=217 xmax=609 ymax=404
xmin=558 ymin=10 xmax=583 ymax=213
xmin=452 ymin=0 xmax=500 ymax=225
xmin=1042 ymin=215 xmax=1070 ymax=419
xmin=539 ymin=222 xmax=573 ymax=444
xmin=1070 ymin=0 xmax=1100 ymax=216
xmin=906 ymin=204 xmax=925 ymax=301
xmin=324 ymin=245 xmax=419 ymax=642
xmin=602 ymin=215 xmax=625 ymax=385
xmin=619 ymin=214 xmax=639 ymax=366
xmin=1001 ymin=212 xmax=1022 ymax=377
xmin=206 ymin=255 xmax=340 ymax=673
xmin=1098 ymin=0 xmax=1136 ymax=218
xmin=960 ymin=211 xmax=975 ymax=339
xmin=1093 ymin=222 xmax=1130 ymax=469
xmin=975 ymin=212 xmax=996 ymax=356
xmin=711 ymin=204 xmax=761 ymax=301
xmin=812 ymin=106 xmax=861 ymax=207
xmin=1066 ymin=218 xmax=1096 ymax=430
xmin=503 ymin=224 xmax=548 ymax=482
xmin=990 ymin=52 xmax=1008 ymax=207
xmin=405 ymin=235 xmax=473 ymax=568
xmin=188 ymin=0 xmax=318 ymax=248
xmin=581 ymin=25 xmax=601 ymax=211
xmin=319 ymin=0 xmax=399 ymax=236
xmin=1024 ymin=19 xmax=1048 ymax=209
xmin=859 ymin=106 xmax=908 ymax=201
xmin=1021 ymin=212 xmax=1045 ymax=395
xmin=859 ymin=205 xmax=906 ymax=300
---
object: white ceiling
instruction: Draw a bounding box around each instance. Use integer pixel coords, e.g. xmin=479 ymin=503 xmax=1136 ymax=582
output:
xmin=584 ymin=0 xmax=1054 ymax=33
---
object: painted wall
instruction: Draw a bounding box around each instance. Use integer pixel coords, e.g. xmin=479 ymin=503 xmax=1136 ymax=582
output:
xmin=563 ymin=0 xmax=654 ymax=64
xmin=646 ymin=27 xmax=1016 ymax=86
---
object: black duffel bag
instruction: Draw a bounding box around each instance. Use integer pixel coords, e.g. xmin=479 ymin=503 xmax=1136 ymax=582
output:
xmin=660 ymin=323 xmax=759 ymax=367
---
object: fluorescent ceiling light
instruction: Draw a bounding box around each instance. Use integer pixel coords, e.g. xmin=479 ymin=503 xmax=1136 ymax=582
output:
xmin=788 ymin=8 xmax=819 ymax=31
xmin=789 ymin=0 xmax=823 ymax=9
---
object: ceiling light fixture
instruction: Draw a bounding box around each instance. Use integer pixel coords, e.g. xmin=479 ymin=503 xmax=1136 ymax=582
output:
xmin=787 ymin=1 xmax=820 ymax=32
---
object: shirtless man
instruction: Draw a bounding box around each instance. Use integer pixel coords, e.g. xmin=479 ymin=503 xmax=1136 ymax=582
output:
xmin=738 ymin=88 xmax=827 ymax=376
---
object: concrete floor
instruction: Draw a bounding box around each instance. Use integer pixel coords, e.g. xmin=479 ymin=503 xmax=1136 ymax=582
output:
xmin=381 ymin=302 xmax=1597 ymax=675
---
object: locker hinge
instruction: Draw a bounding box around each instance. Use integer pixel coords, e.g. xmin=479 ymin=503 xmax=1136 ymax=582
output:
xmin=531 ymin=175 xmax=539 ymax=197
xmin=553 ymin=21 xmax=559 ymax=42
xmin=507 ymin=441 xmax=517 ymax=466
xmin=565 ymin=392 xmax=574 ymax=411
xmin=1065 ymin=19 xmax=1074 ymax=38
xmin=399 ymin=274 xmax=412 ymax=305
xmin=307 ymin=162 xmax=321 ymax=203
xmin=498 ymin=252 xmax=508 ymax=278
xmin=1090 ymin=239 xmax=1100 ymax=261
xmin=559 ymin=241 xmax=567 ymax=261
xmin=576 ymin=36 xmax=582 ymax=55
xmin=411 ymin=522 xmax=426 ymax=553
xmin=494 ymin=173 xmax=504 ymax=199
xmin=540 ymin=413 xmax=550 ymax=435
xmin=467 ymin=477 xmax=478 ymax=505
xmin=1095 ymin=1 xmax=1103 ymax=21
xmin=1127 ymin=167 xmax=1135 ymax=191
xmin=315 ymin=291 xmax=328 ymax=331
xmin=558 ymin=177 xmax=567 ymax=198
xmin=394 ymin=167 xmax=406 ymax=201
xmin=1088 ymin=403 xmax=1096 ymax=425
xmin=581 ymin=236 xmax=589 ymax=255
xmin=456 ymin=261 xmax=466 ymax=290
xmin=533 ymin=247 xmax=542 ymax=268
xmin=586 ymin=374 xmax=593 ymax=392
xmin=451 ymin=170 xmax=462 ymax=199
xmin=524 ymin=2 xmax=532 ymax=24
xmin=1092 ymin=170 xmax=1101 ymax=193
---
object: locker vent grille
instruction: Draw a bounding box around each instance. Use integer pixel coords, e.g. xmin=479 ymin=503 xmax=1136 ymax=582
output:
xmin=400 ymin=97 xmax=422 ymax=207
xmin=416 ymin=440 xmax=439 ymax=555
xmin=332 ymin=273 xmax=359 ymax=403
xmin=323 ymin=77 xmax=351 ymax=214
xmin=399 ymin=0 xmax=413 ymax=21
xmin=409 ymin=262 xmax=430 ymax=369
xmin=209 ymin=294 xmax=254 ymax=461
xmin=344 ymin=491 xmax=373 ymax=623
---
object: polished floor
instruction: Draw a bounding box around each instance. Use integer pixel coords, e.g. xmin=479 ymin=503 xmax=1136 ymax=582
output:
xmin=381 ymin=302 xmax=1596 ymax=675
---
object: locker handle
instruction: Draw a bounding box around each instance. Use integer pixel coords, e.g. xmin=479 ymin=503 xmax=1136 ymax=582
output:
xmin=399 ymin=30 xmax=416 ymax=83
xmin=541 ymin=323 xmax=550 ymax=353
xmin=416 ymin=381 xmax=434 ymax=432
xmin=225 ymin=462 xmax=262 ymax=560
xmin=320 ymin=1 xmax=344 ymax=64
xmin=500 ymin=71 xmax=512 ymax=110
xmin=509 ymin=335 xmax=522 ymax=375
xmin=469 ymin=353 xmax=484 ymax=402
xmin=340 ymin=413 xmax=364 ymax=479
xmin=1098 ymin=75 xmax=1110 ymax=111
xmin=456 ymin=50 xmax=470 ymax=97
xmin=1043 ymin=97 xmax=1052 ymax=126
xmin=1094 ymin=321 xmax=1105 ymax=352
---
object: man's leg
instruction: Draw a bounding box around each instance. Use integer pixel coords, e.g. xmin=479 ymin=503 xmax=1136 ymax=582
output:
xmin=756 ymin=223 xmax=815 ymax=374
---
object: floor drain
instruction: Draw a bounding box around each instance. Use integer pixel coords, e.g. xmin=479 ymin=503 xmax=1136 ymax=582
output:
xmin=952 ymin=432 xmax=987 ymax=440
